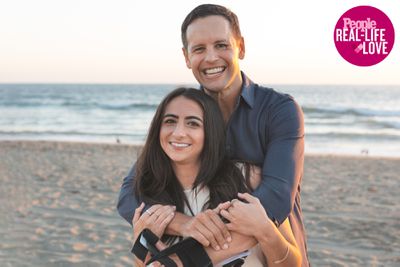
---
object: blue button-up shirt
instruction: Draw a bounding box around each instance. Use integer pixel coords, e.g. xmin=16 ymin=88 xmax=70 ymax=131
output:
xmin=221 ymin=73 xmax=308 ymax=266
xmin=117 ymin=72 xmax=309 ymax=266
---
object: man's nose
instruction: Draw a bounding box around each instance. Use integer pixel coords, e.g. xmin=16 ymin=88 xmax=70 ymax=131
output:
xmin=205 ymin=48 xmax=218 ymax=62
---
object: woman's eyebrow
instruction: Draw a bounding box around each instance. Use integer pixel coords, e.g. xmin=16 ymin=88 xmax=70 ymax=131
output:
xmin=163 ymin=114 xmax=178 ymax=118
xmin=185 ymin=116 xmax=203 ymax=122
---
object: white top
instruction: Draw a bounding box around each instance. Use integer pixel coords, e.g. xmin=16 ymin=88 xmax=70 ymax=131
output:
xmin=183 ymin=186 xmax=210 ymax=215
xmin=183 ymin=186 xmax=266 ymax=267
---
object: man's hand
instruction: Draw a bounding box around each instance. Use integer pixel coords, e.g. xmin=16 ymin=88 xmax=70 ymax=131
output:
xmin=180 ymin=208 xmax=232 ymax=251
xmin=132 ymin=203 xmax=176 ymax=242
xmin=220 ymin=193 xmax=274 ymax=237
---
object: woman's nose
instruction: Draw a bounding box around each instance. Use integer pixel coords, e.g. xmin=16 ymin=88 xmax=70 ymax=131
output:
xmin=172 ymin=122 xmax=186 ymax=137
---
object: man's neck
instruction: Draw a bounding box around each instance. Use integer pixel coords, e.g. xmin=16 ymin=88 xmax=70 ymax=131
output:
xmin=205 ymin=83 xmax=242 ymax=123
xmin=204 ymin=76 xmax=243 ymax=124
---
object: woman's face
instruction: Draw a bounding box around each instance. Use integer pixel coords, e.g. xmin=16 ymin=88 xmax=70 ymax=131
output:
xmin=160 ymin=96 xmax=205 ymax=167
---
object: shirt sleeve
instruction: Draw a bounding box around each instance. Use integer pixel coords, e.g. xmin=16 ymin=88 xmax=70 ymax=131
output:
xmin=116 ymin=163 xmax=138 ymax=225
xmin=252 ymin=98 xmax=304 ymax=225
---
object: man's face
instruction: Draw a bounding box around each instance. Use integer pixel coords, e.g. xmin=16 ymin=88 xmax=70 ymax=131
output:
xmin=183 ymin=15 xmax=245 ymax=94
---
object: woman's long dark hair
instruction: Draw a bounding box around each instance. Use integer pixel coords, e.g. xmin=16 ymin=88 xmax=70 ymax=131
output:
xmin=134 ymin=88 xmax=248 ymax=217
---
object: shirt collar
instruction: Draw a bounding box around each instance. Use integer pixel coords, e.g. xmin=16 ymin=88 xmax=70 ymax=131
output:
xmin=239 ymin=71 xmax=255 ymax=109
xmin=199 ymin=71 xmax=256 ymax=109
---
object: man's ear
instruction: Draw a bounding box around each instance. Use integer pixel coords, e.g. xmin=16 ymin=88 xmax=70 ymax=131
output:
xmin=182 ymin=47 xmax=191 ymax=69
xmin=238 ymin=37 xmax=245 ymax=59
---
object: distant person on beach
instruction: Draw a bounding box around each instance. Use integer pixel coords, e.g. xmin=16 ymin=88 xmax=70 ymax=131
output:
xmin=118 ymin=4 xmax=309 ymax=267
xmin=130 ymin=87 xmax=301 ymax=266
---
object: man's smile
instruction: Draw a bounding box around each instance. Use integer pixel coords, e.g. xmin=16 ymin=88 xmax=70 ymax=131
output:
xmin=203 ymin=66 xmax=226 ymax=76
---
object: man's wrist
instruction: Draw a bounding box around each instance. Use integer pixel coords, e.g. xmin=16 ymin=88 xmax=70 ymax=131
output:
xmin=165 ymin=212 xmax=190 ymax=236
xmin=256 ymin=220 xmax=279 ymax=245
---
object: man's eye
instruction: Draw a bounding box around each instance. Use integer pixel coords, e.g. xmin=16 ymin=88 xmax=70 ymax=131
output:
xmin=216 ymin=43 xmax=228 ymax=49
xmin=193 ymin=47 xmax=204 ymax=53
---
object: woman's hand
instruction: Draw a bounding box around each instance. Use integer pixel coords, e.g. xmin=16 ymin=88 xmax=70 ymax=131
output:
xmin=219 ymin=193 xmax=275 ymax=237
xmin=132 ymin=204 xmax=182 ymax=267
xmin=132 ymin=203 xmax=176 ymax=242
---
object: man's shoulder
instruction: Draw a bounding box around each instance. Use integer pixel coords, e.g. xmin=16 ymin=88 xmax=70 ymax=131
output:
xmin=253 ymin=83 xmax=299 ymax=110
xmin=240 ymin=73 xmax=300 ymax=111
xmin=252 ymin=84 xmax=304 ymax=133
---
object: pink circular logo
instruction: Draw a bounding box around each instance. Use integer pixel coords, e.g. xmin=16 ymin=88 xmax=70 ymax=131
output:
xmin=334 ymin=6 xmax=395 ymax=66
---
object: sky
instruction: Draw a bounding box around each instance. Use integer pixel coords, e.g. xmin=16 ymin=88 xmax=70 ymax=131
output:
xmin=0 ymin=0 xmax=398 ymax=85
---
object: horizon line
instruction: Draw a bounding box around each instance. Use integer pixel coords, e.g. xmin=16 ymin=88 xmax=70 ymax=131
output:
xmin=0 ymin=82 xmax=399 ymax=87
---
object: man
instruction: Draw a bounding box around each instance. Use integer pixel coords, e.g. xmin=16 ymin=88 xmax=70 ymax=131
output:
xmin=118 ymin=4 xmax=309 ymax=266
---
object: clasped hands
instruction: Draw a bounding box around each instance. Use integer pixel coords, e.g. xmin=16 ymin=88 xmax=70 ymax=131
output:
xmin=132 ymin=193 xmax=269 ymax=253
xmin=180 ymin=192 xmax=270 ymax=251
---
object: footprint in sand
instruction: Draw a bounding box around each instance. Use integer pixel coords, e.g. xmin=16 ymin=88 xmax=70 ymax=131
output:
xmin=83 ymin=223 xmax=95 ymax=230
xmin=72 ymin=242 xmax=88 ymax=252
xmin=103 ymin=249 xmax=112 ymax=256
xmin=88 ymin=232 xmax=100 ymax=241
xmin=70 ymin=226 xmax=80 ymax=236
xmin=67 ymin=254 xmax=82 ymax=263
xmin=35 ymin=227 xmax=46 ymax=235
xmin=120 ymin=256 xmax=131 ymax=264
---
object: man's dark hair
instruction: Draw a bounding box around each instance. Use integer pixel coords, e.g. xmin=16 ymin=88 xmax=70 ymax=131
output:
xmin=181 ymin=4 xmax=242 ymax=48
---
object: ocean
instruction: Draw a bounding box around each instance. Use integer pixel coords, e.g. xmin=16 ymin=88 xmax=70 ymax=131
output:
xmin=1 ymin=83 xmax=399 ymax=157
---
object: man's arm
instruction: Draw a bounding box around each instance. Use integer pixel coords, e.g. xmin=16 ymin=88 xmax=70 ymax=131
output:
xmin=166 ymin=209 xmax=232 ymax=251
xmin=117 ymin=163 xmax=138 ymax=225
xmin=252 ymin=99 xmax=304 ymax=225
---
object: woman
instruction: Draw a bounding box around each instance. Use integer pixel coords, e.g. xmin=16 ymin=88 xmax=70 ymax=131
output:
xmin=132 ymin=88 xmax=301 ymax=266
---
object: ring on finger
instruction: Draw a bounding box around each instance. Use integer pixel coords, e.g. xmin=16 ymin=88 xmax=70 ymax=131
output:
xmin=145 ymin=210 xmax=153 ymax=216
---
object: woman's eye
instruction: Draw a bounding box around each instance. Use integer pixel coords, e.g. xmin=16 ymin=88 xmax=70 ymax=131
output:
xmin=164 ymin=119 xmax=176 ymax=124
xmin=187 ymin=121 xmax=200 ymax=127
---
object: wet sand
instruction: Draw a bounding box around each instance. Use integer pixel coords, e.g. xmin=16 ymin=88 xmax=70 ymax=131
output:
xmin=0 ymin=141 xmax=399 ymax=266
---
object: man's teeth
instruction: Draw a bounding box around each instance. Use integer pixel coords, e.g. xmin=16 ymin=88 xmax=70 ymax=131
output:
xmin=171 ymin=142 xmax=190 ymax=148
xmin=204 ymin=67 xmax=225 ymax=75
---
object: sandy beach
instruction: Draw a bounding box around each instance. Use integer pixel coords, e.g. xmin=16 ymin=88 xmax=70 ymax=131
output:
xmin=0 ymin=141 xmax=399 ymax=266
